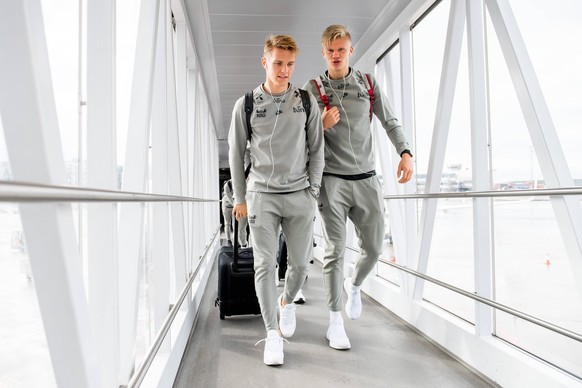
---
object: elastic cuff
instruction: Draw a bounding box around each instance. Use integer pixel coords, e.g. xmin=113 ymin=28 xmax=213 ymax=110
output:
xmin=400 ymin=149 xmax=413 ymax=158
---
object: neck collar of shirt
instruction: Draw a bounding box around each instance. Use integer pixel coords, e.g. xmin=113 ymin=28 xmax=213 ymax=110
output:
xmin=325 ymin=67 xmax=352 ymax=81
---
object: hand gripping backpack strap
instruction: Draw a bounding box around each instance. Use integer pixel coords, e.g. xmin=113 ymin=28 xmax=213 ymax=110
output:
xmin=357 ymin=70 xmax=374 ymax=122
xmin=310 ymin=76 xmax=330 ymax=111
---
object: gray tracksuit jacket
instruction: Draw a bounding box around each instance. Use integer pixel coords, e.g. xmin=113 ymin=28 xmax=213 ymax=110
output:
xmin=228 ymin=84 xmax=324 ymax=204
xmin=303 ymin=68 xmax=410 ymax=175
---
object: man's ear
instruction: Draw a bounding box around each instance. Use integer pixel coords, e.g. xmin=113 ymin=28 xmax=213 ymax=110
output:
xmin=261 ymin=56 xmax=267 ymax=70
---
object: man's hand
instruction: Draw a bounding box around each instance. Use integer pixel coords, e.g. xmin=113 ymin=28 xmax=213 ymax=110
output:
xmin=321 ymin=106 xmax=340 ymax=131
xmin=396 ymin=153 xmax=414 ymax=184
xmin=232 ymin=203 xmax=248 ymax=220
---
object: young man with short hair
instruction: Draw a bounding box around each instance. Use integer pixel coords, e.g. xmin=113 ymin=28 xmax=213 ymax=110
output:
xmin=229 ymin=34 xmax=324 ymax=365
xmin=303 ymin=25 xmax=413 ymax=350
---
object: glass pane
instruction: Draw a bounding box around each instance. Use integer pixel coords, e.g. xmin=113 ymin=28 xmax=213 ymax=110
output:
xmin=135 ymin=203 xmax=155 ymax=368
xmin=487 ymin=16 xmax=539 ymax=188
xmin=0 ymin=204 xmax=57 ymax=387
xmin=493 ymin=198 xmax=582 ymax=376
xmin=412 ymin=0 xmax=475 ymax=322
xmin=117 ymin=0 xmax=141 ymax=189
xmin=0 ymin=115 xmax=12 ymax=180
xmin=423 ymin=200 xmax=475 ymax=323
xmin=496 ymin=310 xmax=582 ymax=379
xmin=411 ymin=0 xmax=449 ymax=184
xmin=487 ymin=0 xmax=582 ymax=376
xmin=41 ymin=0 xmax=81 ymax=186
xmin=510 ymin=0 xmax=582 ymax=185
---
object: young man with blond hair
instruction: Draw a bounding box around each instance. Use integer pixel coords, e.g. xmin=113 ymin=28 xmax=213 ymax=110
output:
xmin=303 ymin=24 xmax=413 ymax=350
xmin=229 ymin=34 xmax=324 ymax=365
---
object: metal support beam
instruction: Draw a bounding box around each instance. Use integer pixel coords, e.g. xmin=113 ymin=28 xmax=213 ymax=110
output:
xmin=87 ymin=0 xmax=120 ymax=384
xmin=118 ymin=0 xmax=160 ymax=382
xmin=466 ymin=0 xmax=494 ymax=336
xmin=414 ymin=0 xmax=466 ymax=300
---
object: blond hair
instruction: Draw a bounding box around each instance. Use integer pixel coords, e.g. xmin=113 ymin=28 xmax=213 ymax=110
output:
xmin=264 ymin=34 xmax=299 ymax=55
xmin=321 ymin=24 xmax=352 ymax=48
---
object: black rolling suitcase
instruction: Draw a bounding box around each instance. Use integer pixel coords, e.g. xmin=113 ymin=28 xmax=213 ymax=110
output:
xmin=215 ymin=218 xmax=261 ymax=319
xmin=276 ymin=231 xmax=315 ymax=281
xmin=276 ymin=231 xmax=288 ymax=281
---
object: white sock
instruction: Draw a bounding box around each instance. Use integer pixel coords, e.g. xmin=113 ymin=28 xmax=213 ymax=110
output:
xmin=329 ymin=310 xmax=342 ymax=322
xmin=347 ymin=280 xmax=360 ymax=292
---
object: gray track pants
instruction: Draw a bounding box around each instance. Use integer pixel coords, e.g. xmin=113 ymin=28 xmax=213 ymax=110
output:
xmin=318 ymin=175 xmax=384 ymax=312
xmin=247 ymin=189 xmax=315 ymax=331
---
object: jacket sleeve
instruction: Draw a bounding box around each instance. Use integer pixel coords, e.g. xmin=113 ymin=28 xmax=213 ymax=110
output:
xmin=228 ymin=97 xmax=248 ymax=205
xmin=305 ymin=92 xmax=325 ymax=195
xmin=370 ymin=74 xmax=411 ymax=156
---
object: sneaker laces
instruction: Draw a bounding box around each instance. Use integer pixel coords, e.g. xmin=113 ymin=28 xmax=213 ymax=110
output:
xmin=280 ymin=303 xmax=296 ymax=324
xmin=255 ymin=336 xmax=289 ymax=347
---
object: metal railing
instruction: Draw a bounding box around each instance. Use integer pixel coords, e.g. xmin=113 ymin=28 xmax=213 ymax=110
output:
xmin=125 ymin=228 xmax=220 ymax=388
xmin=0 ymin=179 xmax=219 ymax=387
xmin=0 ymin=180 xmax=219 ymax=203
xmin=377 ymin=258 xmax=582 ymax=344
xmin=382 ymin=186 xmax=582 ymax=200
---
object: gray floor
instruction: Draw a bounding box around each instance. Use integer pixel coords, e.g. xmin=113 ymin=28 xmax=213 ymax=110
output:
xmin=173 ymin=259 xmax=494 ymax=388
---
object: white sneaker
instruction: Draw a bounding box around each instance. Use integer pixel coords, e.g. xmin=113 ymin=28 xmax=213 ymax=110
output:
xmin=326 ymin=316 xmax=351 ymax=350
xmin=278 ymin=294 xmax=296 ymax=337
xmin=344 ymin=278 xmax=362 ymax=320
xmin=256 ymin=330 xmax=284 ymax=366
xmin=293 ymin=289 xmax=306 ymax=304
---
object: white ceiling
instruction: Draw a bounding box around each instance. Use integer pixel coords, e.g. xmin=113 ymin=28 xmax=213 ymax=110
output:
xmin=183 ymin=0 xmax=414 ymax=167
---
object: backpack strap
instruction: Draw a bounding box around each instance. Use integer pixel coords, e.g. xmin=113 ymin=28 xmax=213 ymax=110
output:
xmin=243 ymin=92 xmax=254 ymax=177
xmin=310 ymin=77 xmax=330 ymax=110
xmin=298 ymin=88 xmax=311 ymax=126
xmin=244 ymin=91 xmax=253 ymax=140
xmin=357 ymin=70 xmax=374 ymax=122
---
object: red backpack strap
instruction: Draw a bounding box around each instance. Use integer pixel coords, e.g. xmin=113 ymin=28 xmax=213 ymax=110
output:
xmin=358 ymin=70 xmax=374 ymax=122
xmin=311 ymin=77 xmax=331 ymax=110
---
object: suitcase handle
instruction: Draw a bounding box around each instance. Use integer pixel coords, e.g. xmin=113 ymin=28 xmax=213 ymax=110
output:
xmin=233 ymin=217 xmax=241 ymax=271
